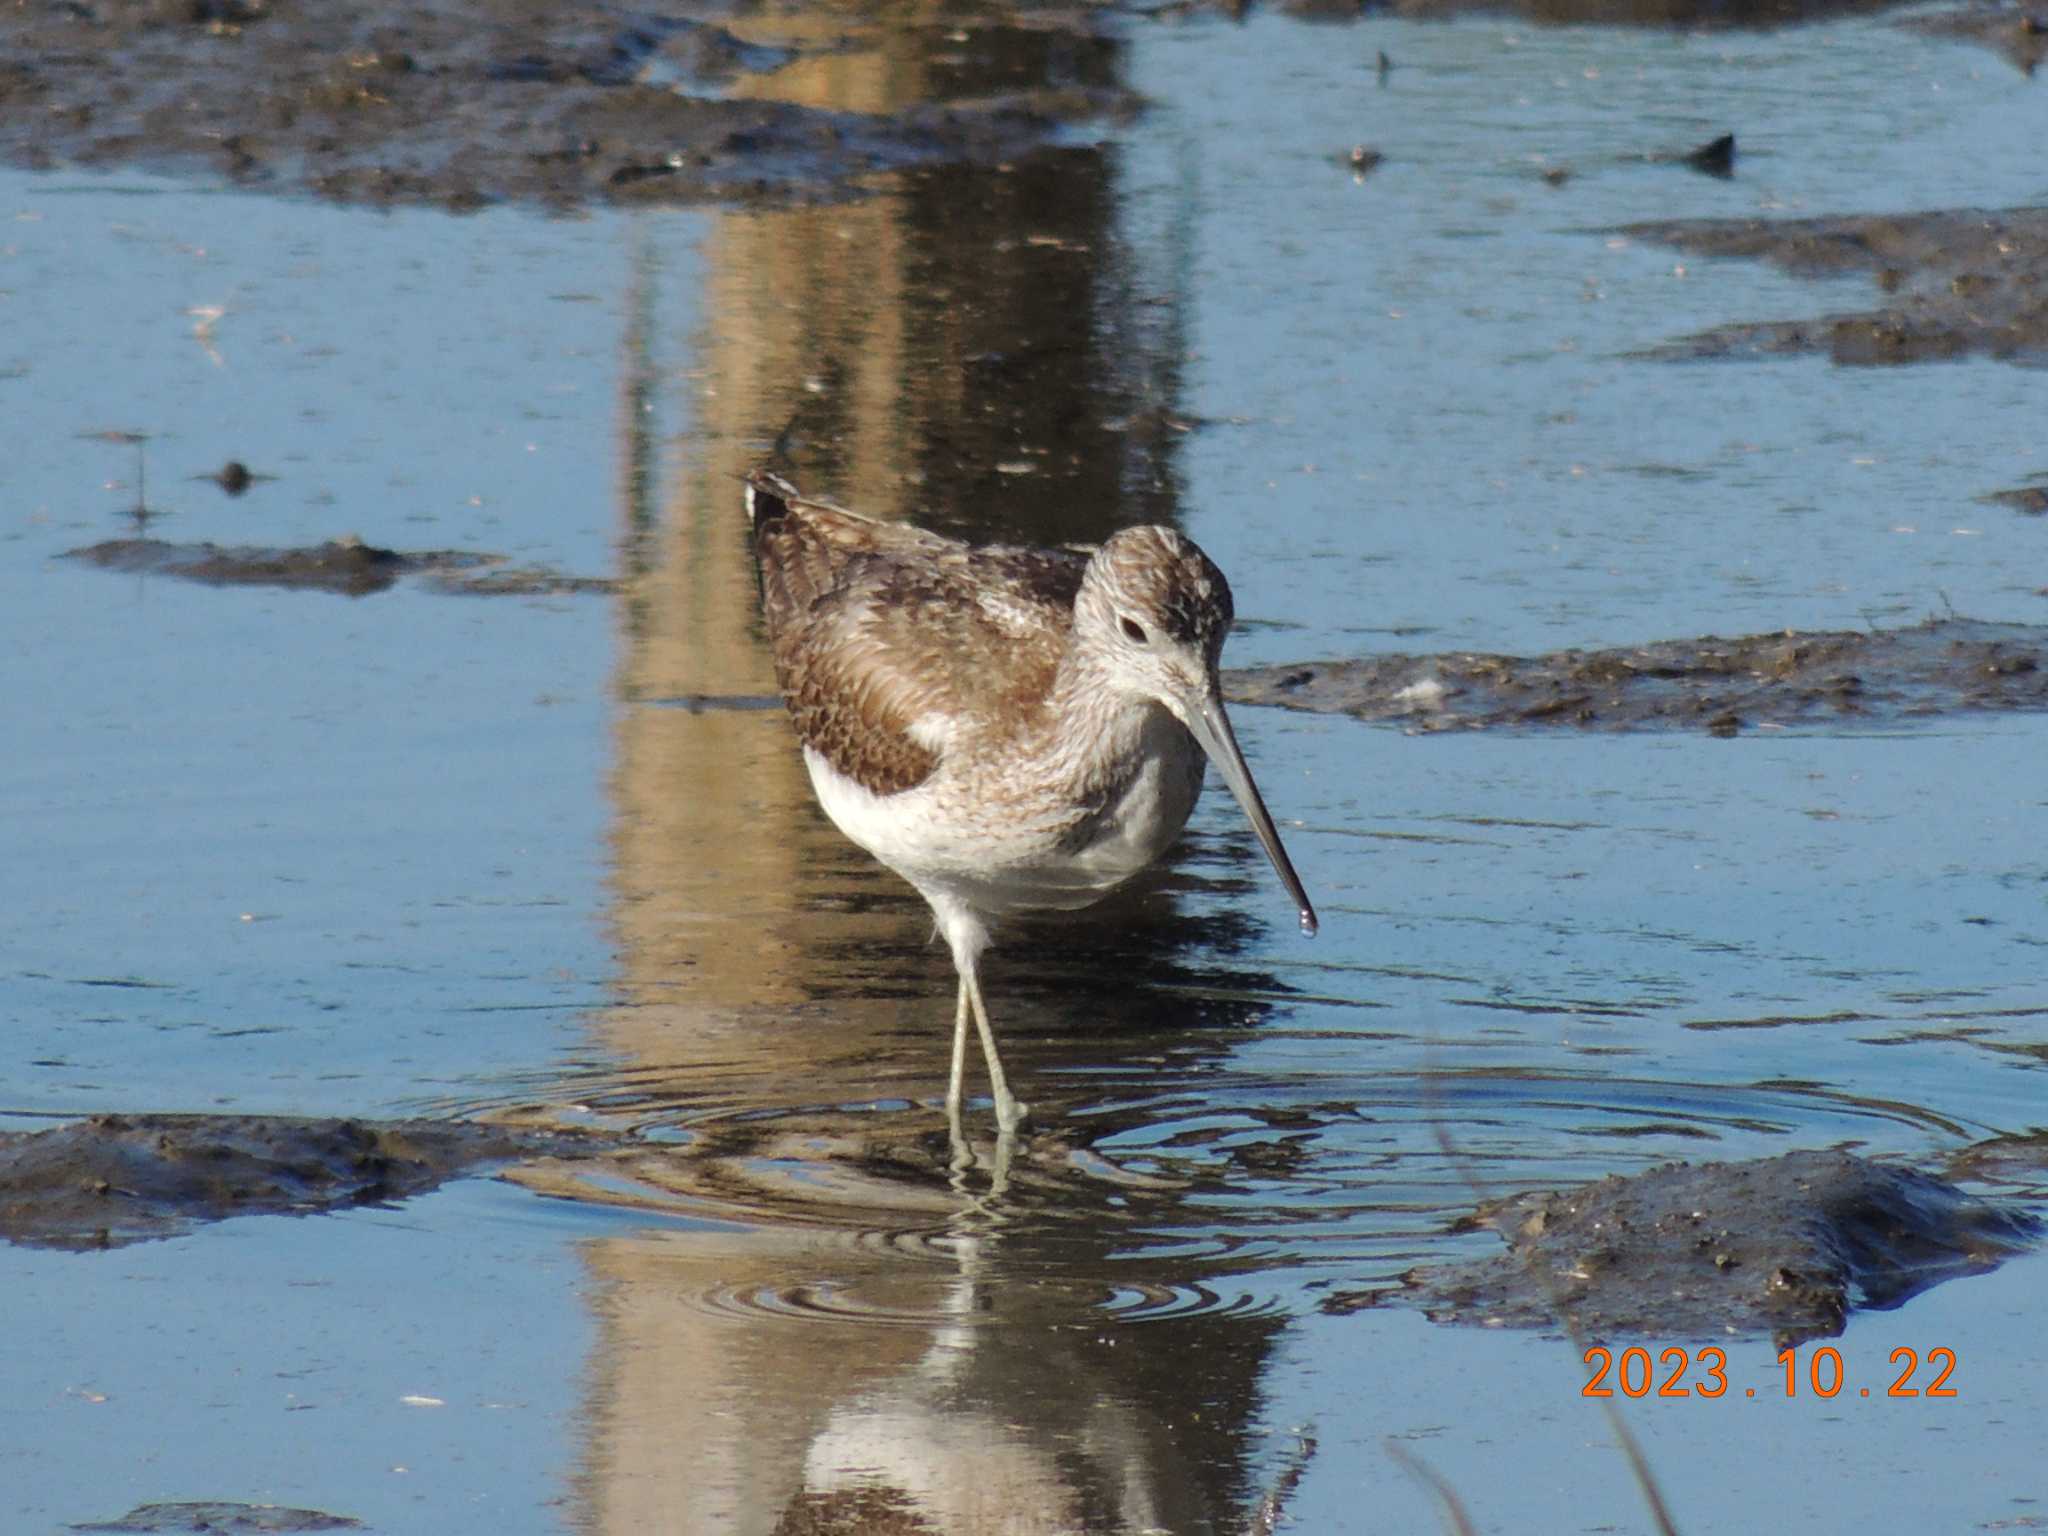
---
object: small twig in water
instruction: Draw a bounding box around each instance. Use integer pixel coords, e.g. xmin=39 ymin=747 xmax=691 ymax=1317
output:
xmin=1417 ymin=1085 xmax=1682 ymax=1536
xmin=1386 ymin=1439 xmax=1479 ymax=1536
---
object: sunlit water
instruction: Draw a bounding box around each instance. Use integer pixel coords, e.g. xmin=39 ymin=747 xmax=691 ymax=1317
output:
xmin=1135 ymin=11 xmax=2048 ymax=660
xmin=2 ymin=4 xmax=2045 ymax=1532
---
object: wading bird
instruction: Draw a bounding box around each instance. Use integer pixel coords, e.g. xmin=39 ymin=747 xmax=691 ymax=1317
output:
xmin=746 ymin=471 xmax=1316 ymax=1140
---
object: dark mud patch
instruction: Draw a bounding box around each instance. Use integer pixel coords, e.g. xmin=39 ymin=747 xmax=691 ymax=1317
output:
xmin=0 ymin=1113 xmax=595 ymax=1250
xmin=1224 ymin=618 xmax=2048 ymax=733
xmin=1620 ymin=206 xmax=2048 ymax=365
xmin=73 ymin=1503 xmax=362 ymax=1534
xmin=1981 ymin=478 xmax=2048 ymax=516
xmin=61 ymin=536 xmax=616 ymax=597
xmin=0 ymin=0 xmax=1131 ymax=211
xmin=1331 ymin=1150 xmax=2039 ymax=1346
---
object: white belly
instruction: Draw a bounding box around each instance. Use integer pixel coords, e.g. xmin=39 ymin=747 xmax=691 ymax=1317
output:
xmin=802 ymin=710 xmax=1205 ymax=920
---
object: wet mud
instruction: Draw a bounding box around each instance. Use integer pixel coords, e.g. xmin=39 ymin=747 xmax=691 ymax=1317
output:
xmin=0 ymin=1113 xmax=592 ymax=1250
xmin=1981 ymin=479 xmax=2048 ymax=516
xmin=1621 ymin=206 xmax=2048 ymax=366
xmin=61 ymin=535 xmax=616 ymax=598
xmin=73 ymin=1504 xmax=363 ymax=1534
xmin=1339 ymin=1150 xmax=2039 ymax=1346
xmin=12 ymin=1109 xmax=2044 ymax=1352
xmin=0 ymin=0 xmax=2020 ymax=221
xmin=0 ymin=0 xmax=1131 ymax=211
xmin=1942 ymin=1129 xmax=2048 ymax=1188
xmin=1224 ymin=617 xmax=2048 ymax=734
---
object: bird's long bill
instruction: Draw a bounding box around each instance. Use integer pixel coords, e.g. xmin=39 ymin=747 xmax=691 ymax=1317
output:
xmin=1183 ymin=688 xmax=1319 ymax=937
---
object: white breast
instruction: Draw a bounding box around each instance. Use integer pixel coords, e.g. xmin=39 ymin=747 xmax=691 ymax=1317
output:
xmin=801 ymin=704 xmax=1207 ymax=922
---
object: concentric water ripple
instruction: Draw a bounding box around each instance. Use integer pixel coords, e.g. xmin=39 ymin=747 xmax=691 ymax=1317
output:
xmin=669 ymin=1255 xmax=1292 ymax=1329
xmin=1095 ymin=1279 xmax=1289 ymax=1322
xmin=486 ymin=1051 xmax=2020 ymax=1316
xmin=684 ymin=1272 xmax=967 ymax=1329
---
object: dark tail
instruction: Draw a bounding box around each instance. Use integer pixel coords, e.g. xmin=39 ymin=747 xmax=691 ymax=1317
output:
xmin=744 ymin=470 xmax=801 ymax=534
xmin=745 ymin=470 xmax=824 ymax=636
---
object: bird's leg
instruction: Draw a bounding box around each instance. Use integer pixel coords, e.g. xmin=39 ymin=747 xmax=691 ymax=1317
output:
xmin=943 ymin=975 xmax=1001 ymax=1198
xmin=963 ymin=961 xmax=1030 ymax=1136
xmin=931 ymin=898 xmax=1027 ymax=1139
xmin=946 ymin=976 xmax=971 ymax=1148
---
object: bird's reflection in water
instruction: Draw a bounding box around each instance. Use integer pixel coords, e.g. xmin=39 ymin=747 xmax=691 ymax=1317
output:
xmin=549 ymin=1125 xmax=1299 ymax=1536
xmin=791 ymin=1232 xmax=1214 ymax=1535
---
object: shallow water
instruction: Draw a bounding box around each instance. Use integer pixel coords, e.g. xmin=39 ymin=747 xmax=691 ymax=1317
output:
xmin=4 ymin=3 xmax=2047 ymax=1532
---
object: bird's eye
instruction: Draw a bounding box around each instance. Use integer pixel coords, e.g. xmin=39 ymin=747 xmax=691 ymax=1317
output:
xmin=1119 ymin=615 xmax=1150 ymax=645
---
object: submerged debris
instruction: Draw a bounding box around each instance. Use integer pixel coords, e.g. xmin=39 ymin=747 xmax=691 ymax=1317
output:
xmin=1942 ymin=1129 xmax=2048 ymax=1188
xmin=1225 ymin=618 xmax=2048 ymax=732
xmin=197 ymin=460 xmax=270 ymax=497
xmin=1340 ymin=144 xmax=1384 ymax=176
xmin=1681 ymin=130 xmax=1735 ymax=177
xmin=60 ymin=536 xmax=614 ymax=598
xmin=1981 ymin=481 xmax=2048 ymax=516
xmin=1332 ymin=1150 xmax=2038 ymax=1345
xmin=72 ymin=1503 xmax=363 ymax=1534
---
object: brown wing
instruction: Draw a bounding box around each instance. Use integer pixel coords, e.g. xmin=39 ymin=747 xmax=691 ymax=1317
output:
xmin=747 ymin=472 xmax=956 ymax=634
xmin=747 ymin=472 xmax=1086 ymax=796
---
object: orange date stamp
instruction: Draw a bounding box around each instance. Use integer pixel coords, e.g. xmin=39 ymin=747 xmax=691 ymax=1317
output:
xmin=1582 ymin=1345 xmax=1959 ymax=1400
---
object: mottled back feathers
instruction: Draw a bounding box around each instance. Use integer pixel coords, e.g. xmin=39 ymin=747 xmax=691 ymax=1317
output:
xmin=747 ymin=472 xmax=1088 ymax=797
